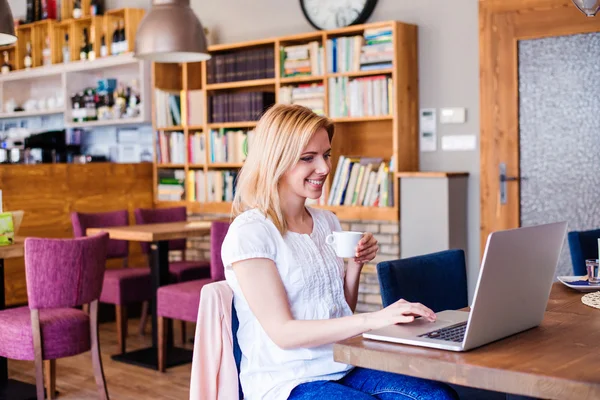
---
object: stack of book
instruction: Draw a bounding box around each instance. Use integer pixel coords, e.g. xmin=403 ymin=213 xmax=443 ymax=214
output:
xmin=206 ymin=48 xmax=276 ymax=83
xmin=328 ymin=76 xmax=392 ymax=118
xmin=155 ymin=89 xmax=182 ymax=127
xmin=207 ymin=170 xmax=238 ymax=202
xmin=280 ymin=41 xmax=324 ymax=77
xmin=156 ymin=131 xmax=185 ymax=164
xmin=360 ymin=27 xmax=393 ymax=71
xmin=279 ymin=83 xmax=325 ymax=115
xmin=157 ymin=169 xmax=185 ymax=201
xmin=327 ymin=155 xmax=394 ymax=207
xmin=188 ymin=133 xmax=206 ymax=164
xmin=208 ymin=92 xmax=275 ymax=122
xmin=209 ymin=128 xmax=255 ymax=163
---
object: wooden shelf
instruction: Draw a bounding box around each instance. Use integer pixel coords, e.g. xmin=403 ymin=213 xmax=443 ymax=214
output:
xmin=207 ymin=121 xmax=258 ymax=129
xmin=318 ymin=205 xmax=398 ymax=221
xmin=151 ymin=20 xmax=418 ymax=222
xmin=66 ymin=117 xmax=148 ymax=128
xmin=156 ymin=164 xmax=185 ymax=169
xmin=205 ymin=78 xmax=276 ymax=90
xmin=331 ymin=115 xmax=393 ymax=123
xmin=280 ymin=75 xmax=325 ymax=84
xmin=0 ymin=108 xmax=64 ymax=119
xmin=328 ymin=69 xmax=394 ymax=78
xmin=207 ymin=163 xmax=244 ymax=168
xmin=156 ymin=126 xmax=184 ymax=131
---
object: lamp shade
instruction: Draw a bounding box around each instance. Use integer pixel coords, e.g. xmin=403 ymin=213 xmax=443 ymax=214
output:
xmin=572 ymin=0 xmax=600 ymax=16
xmin=0 ymin=0 xmax=16 ymax=46
xmin=134 ymin=0 xmax=210 ymax=63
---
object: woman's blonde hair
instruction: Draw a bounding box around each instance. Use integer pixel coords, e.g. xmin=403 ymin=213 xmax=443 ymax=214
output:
xmin=232 ymin=104 xmax=334 ymax=235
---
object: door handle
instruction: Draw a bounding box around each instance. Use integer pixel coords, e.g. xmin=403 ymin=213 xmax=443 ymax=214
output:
xmin=499 ymin=163 xmax=527 ymax=204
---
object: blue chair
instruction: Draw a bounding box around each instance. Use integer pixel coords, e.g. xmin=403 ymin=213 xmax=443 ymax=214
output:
xmin=377 ymin=249 xmax=468 ymax=312
xmin=232 ymin=300 xmax=244 ymax=400
xmin=567 ymin=229 xmax=600 ymax=276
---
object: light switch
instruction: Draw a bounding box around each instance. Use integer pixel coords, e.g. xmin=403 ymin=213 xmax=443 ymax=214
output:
xmin=440 ymin=108 xmax=466 ymax=124
xmin=441 ymin=135 xmax=477 ymax=151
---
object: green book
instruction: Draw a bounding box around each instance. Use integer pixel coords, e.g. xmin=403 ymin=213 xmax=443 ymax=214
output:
xmin=0 ymin=212 xmax=15 ymax=246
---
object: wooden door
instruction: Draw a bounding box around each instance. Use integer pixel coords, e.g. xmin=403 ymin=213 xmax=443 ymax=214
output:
xmin=479 ymin=0 xmax=600 ymax=254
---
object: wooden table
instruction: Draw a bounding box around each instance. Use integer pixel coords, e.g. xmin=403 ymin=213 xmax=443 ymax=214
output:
xmin=0 ymin=237 xmax=39 ymax=399
xmin=334 ymin=283 xmax=600 ymax=400
xmin=87 ymin=221 xmax=212 ymax=370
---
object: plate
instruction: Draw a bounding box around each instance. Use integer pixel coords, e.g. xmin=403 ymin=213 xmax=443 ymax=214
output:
xmin=557 ymin=275 xmax=600 ymax=292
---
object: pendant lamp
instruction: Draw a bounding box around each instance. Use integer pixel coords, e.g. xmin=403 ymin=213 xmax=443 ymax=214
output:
xmin=572 ymin=0 xmax=600 ymax=16
xmin=0 ymin=0 xmax=16 ymax=46
xmin=134 ymin=0 xmax=210 ymax=63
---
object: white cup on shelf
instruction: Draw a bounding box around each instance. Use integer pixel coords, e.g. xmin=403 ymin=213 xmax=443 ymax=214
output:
xmin=325 ymin=231 xmax=363 ymax=258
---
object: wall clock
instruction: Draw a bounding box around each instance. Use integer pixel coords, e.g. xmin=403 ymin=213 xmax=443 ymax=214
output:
xmin=300 ymin=0 xmax=379 ymax=31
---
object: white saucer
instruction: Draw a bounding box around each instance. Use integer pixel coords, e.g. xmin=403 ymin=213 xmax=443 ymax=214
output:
xmin=557 ymin=276 xmax=600 ymax=292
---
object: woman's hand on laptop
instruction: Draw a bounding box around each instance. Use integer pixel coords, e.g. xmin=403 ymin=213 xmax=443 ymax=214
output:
xmin=366 ymin=299 xmax=436 ymax=330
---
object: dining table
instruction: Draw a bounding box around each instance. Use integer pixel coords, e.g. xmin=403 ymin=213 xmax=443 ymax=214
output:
xmin=334 ymin=282 xmax=600 ymax=400
xmin=0 ymin=237 xmax=40 ymax=400
xmin=87 ymin=220 xmax=212 ymax=370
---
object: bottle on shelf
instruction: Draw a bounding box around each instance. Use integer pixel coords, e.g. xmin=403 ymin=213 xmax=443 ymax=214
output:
xmin=24 ymin=42 xmax=33 ymax=70
xmin=100 ymin=34 xmax=108 ymax=58
xmin=119 ymin=20 xmax=127 ymax=53
xmin=88 ymin=29 xmax=96 ymax=61
xmin=90 ymin=0 xmax=103 ymax=16
xmin=1 ymin=51 xmax=12 ymax=74
xmin=73 ymin=0 xmax=82 ymax=19
xmin=80 ymin=28 xmax=89 ymax=61
xmin=111 ymin=22 xmax=119 ymax=55
xmin=42 ymin=35 xmax=52 ymax=66
xmin=62 ymin=33 xmax=70 ymax=63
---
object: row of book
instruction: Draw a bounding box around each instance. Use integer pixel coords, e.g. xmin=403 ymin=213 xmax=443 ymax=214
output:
xmin=156 ymin=131 xmax=185 ymax=164
xmin=280 ymin=41 xmax=324 ymax=77
xmin=208 ymin=129 xmax=255 ymax=163
xmin=328 ymin=76 xmax=392 ymax=118
xmin=208 ymin=92 xmax=276 ymax=123
xmin=155 ymin=89 xmax=204 ymax=127
xmin=206 ymin=48 xmax=276 ymax=84
xmin=157 ymin=169 xmax=185 ymax=201
xmin=326 ymin=27 xmax=393 ymax=73
xmin=279 ymin=83 xmax=325 ymax=115
xmin=328 ymin=156 xmax=394 ymax=208
xmin=186 ymin=170 xmax=239 ymax=203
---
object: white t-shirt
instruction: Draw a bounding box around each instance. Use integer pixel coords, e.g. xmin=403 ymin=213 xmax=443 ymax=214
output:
xmin=221 ymin=207 xmax=354 ymax=400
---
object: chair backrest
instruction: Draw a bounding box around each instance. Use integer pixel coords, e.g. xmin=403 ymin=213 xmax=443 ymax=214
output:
xmin=231 ymin=299 xmax=244 ymax=400
xmin=25 ymin=233 xmax=109 ymax=309
xmin=134 ymin=207 xmax=187 ymax=254
xmin=71 ymin=210 xmax=129 ymax=259
xmin=377 ymin=249 xmax=469 ymax=313
xmin=568 ymin=229 xmax=600 ymax=276
xmin=210 ymin=221 xmax=230 ymax=281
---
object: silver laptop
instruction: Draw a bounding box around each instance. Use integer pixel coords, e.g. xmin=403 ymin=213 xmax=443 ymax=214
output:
xmin=363 ymin=221 xmax=567 ymax=352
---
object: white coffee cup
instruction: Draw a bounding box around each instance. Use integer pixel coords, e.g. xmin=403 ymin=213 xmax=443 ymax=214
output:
xmin=325 ymin=231 xmax=363 ymax=258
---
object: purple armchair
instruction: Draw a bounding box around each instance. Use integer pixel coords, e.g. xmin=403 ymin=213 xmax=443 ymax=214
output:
xmin=0 ymin=233 xmax=110 ymax=400
xmin=134 ymin=207 xmax=211 ymax=283
xmin=71 ymin=210 xmax=153 ymax=355
xmin=156 ymin=220 xmax=230 ymax=372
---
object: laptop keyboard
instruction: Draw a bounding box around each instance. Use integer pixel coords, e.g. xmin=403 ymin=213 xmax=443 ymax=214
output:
xmin=418 ymin=322 xmax=467 ymax=343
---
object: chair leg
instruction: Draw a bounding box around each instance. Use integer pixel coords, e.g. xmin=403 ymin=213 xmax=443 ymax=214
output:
xmin=90 ymin=300 xmax=110 ymax=400
xmin=115 ymin=305 xmax=127 ymax=354
xmin=138 ymin=301 xmax=149 ymax=336
xmin=44 ymin=359 xmax=56 ymax=399
xmin=157 ymin=316 xmax=166 ymax=372
xmin=30 ymin=309 xmax=45 ymax=400
xmin=179 ymin=321 xmax=186 ymax=345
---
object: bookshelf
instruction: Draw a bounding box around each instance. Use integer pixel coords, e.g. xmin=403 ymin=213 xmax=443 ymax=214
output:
xmin=152 ymin=20 xmax=418 ymax=221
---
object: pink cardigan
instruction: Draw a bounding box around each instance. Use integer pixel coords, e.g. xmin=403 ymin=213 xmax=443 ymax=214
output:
xmin=190 ymin=281 xmax=240 ymax=400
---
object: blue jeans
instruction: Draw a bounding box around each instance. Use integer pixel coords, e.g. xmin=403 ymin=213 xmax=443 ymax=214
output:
xmin=288 ymin=367 xmax=459 ymax=400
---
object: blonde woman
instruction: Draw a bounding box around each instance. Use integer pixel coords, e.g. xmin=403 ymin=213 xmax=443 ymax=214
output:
xmin=221 ymin=104 xmax=458 ymax=400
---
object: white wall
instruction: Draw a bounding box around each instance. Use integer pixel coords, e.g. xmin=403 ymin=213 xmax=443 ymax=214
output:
xmin=8 ymin=0 xmax=481 ymax=297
